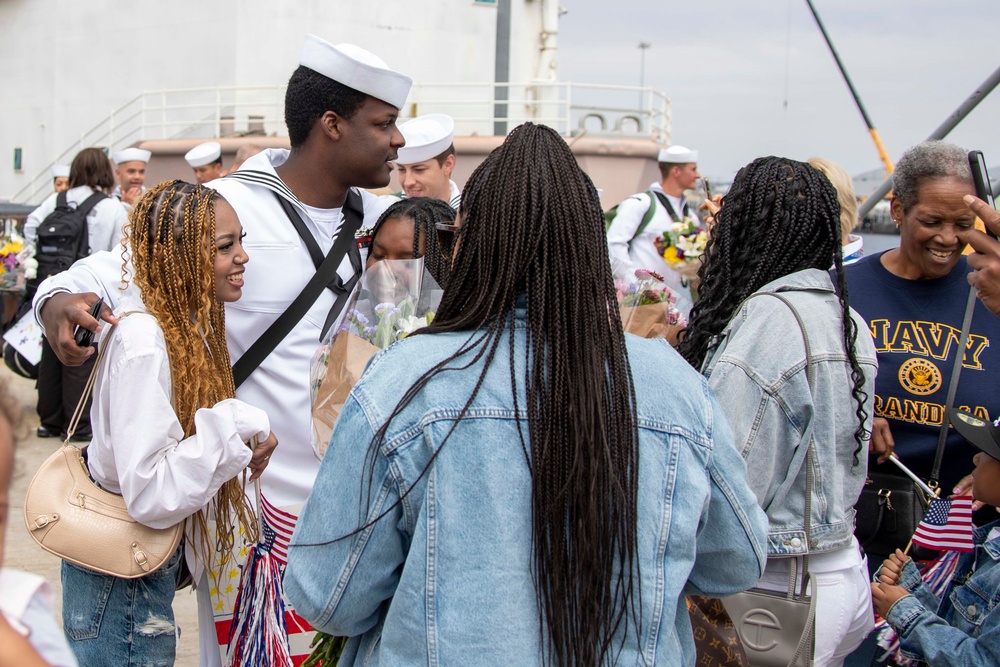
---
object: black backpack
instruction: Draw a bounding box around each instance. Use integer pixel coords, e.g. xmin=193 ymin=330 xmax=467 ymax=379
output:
xmin=3 ymin=190 xmax=107 ymax=379
xmin=25 ymin=190 xmax=106 ymax=299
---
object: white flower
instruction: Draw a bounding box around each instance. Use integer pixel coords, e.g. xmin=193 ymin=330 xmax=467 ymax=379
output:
xmin=23 ymin=256 xmax=37 ymax=280
xmin=677 ymin=232 xmax=708 ymax=258
xmin=395 ymin=314 xmax=429 ymax=337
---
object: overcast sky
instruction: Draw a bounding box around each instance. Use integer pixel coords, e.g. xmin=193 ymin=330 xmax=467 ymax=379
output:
xmin=558 ymin=0 xmax=1000 ymax=192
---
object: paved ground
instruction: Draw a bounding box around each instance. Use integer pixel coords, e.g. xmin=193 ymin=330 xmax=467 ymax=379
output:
xmin=3 ymin=366 xmax=201 ymax=666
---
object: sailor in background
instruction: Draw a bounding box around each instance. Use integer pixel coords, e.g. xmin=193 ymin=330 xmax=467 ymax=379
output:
xmin=392 ymin=113 xmax=461 ymax=208
xmin=33 ymin=34 xmax=410 ymax=666
xmin=185 ymin=141 xmax=223 ymax=184
xmin=365 ymin=114 xmax=459 ymax=258
xmin=605 ymin=144 xmax=702 ymax=314
xmin=50 ymin=165 xmax=69 ymax=193
xmin=110 ymin=147 xmax=150 ymax=207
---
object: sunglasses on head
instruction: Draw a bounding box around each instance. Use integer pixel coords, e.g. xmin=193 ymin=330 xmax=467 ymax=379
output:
xmin=434 ymin=221 xmax=462 ymax=252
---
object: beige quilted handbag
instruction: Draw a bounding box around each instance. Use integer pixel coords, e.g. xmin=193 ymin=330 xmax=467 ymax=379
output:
xmin=23 ymin=319 xmax=183 ymax=578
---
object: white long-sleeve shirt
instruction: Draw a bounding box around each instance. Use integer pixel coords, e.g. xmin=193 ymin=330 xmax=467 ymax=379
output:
xmin=87 ymin=289 xmax=269 ymax=531
xmin=24 ymin=186 xmax=128 ymax=256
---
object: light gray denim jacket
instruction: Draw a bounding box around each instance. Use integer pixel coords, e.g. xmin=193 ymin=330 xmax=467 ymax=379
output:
xmin=286 ymin=313 xmax=768 ymax=666
xmin=702 ymin=269 xmax=878 ymax=556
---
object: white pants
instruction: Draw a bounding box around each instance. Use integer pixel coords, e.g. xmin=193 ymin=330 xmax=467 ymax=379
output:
xmin=757 ymin=540 xmax=874 ymax=667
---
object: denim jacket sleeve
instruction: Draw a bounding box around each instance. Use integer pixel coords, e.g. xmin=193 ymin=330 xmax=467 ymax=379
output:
xmin=897 ymin=557 xmax=941 ymax=611
xmin=686 ymin=389 xmax=769 ymax=595
xmin=887 ymin=592 xmax=1000 ymax=666
xmin=284 ymin=393 xmax=407 ymax=637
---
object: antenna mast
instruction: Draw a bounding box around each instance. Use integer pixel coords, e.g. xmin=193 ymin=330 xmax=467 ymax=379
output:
xmin=805 ymin=0 xmax=894 ymax=177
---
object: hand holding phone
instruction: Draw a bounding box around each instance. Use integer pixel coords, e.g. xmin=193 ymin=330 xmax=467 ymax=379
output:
xmin=968 ymin=150 xmax=998 ymax=240
xmin=73 ymin=298 xmax=104 ymax=347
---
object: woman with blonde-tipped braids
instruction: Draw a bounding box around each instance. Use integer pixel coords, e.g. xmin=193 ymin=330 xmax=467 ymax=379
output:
xmin=59 ymin=180 xmax=278 ymax=667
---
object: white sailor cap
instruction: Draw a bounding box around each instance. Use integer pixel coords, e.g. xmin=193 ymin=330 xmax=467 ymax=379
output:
xmin=395 ymin=114 xmax=455 ymax=165
xmin=657 ymin=145 xmax=698 ymax=164
xmin=299 ymin=35 xmax=412 ymax=110
xmin=51 ymin=165 xmax=70 ymax=179
xmin=112 ymin=148 xmax=151 ymax=166
xmin=185 ymin=142 xmax=222 ymax=167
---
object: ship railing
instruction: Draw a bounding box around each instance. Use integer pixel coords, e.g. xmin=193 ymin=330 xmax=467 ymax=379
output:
xmin=13 ymin=82 xmax=670 ymax=204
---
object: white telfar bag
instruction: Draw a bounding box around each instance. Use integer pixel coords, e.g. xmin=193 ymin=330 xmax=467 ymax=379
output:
xmin=720 ymin=293 xmax=818 ymax=667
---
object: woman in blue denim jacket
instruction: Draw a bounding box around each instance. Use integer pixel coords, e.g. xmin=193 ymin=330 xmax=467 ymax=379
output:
xmin=679 ymin=157 xmax=879 ymax=665
xmin=871 ymin=409 xmax=1000 ymax=666
xmin=285 ymin=124 xmax=769 ymax=666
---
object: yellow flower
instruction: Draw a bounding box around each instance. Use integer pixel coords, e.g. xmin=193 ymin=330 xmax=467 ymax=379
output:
xmin=0 ymin=241 xmax=22 ymax=255
xmin=662 ymin=246 xmax=681 ymax=264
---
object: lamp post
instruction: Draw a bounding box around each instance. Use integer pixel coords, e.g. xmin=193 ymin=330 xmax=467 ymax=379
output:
xmin=638 ymin=41 xmax=650 ymax=109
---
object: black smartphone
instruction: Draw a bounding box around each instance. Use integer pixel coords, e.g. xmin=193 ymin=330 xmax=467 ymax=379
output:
xmin=702 ymin=177 xmax=712 ymax=200
xmin=73 ymin=298 xmax=104 ymax=347
xmin=968 ymin=150 xmax=999 ymax=240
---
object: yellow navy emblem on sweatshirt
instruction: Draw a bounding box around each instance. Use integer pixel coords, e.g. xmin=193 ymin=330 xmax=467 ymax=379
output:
xmin=899 ymin=357 xmax=942 ymax=396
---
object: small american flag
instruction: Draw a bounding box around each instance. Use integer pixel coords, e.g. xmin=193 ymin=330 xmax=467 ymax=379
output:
xmin=213 ymin=494 xmax=316 ymax=665
xmin=259 ymin=492 xmax=297 ymax=565
xmin=911 ymin=496 xmax=974 ymax=552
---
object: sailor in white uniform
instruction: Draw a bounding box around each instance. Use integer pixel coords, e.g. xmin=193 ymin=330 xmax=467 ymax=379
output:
xmin=50 ymin=164 xmax=69 ymax=193
xmin=110 ymin=147 xmax=150 ymax=207
xmin=374 ymin=113 xmax=461 ymax=220
xmin=606 ymin=144 xmax=702 ymax=313
xmin=185 ymin=141 xmax=224 ymax=184
xmin=33 ymin=34 xmax=411 ymax=666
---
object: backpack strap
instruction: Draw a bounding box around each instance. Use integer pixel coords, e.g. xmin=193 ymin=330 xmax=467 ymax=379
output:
xmin=74 ymin=192 xmax=108 ymax=219
xmin=72 ymin=192 xmax=108 ymax=260
xmin=272 ymin=192 xmax=364 ymax=335
xmin=607 ymin=191 xmax=665 ymax=248
xmin=231 ymin=190 xmax=365 ymax=388
xmin=632 ymin=192 xmax=659 ymax=239
xmin=651 ymin=190 xmax=689 ymax=224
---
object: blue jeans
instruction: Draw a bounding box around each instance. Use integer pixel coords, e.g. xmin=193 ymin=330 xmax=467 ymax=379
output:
xmin=61 ymin=547 xmax=181 ymax=667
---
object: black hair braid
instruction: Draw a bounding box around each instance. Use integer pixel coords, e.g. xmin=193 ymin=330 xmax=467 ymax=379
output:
xmin=449 ymin=124 xmax=639 ymax=667
xmin=311 ymin=124 xmax=640 ymax=667
xmin=832 ymin=253 xmax=871 ymax=463
xmin=677 ymin=156 xmax=870 ymax=459
xmin=368 ymin=197 xmax=456 ymax=287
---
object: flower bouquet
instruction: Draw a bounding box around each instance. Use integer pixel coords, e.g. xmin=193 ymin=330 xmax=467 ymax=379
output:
xmin=0 ymin=232 xmax=27 ymax=290
xmin=661 ymin=217 xmax=707 ymax=281
xmin=310 ymin=258 xmax=443 ymax=458
xmin=616 ymin=269 xmax=687 ymax=346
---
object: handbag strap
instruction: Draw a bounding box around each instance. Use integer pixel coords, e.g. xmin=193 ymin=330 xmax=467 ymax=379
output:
xmin=231 ymin=190 xmax=364 ymax=388
xmin=743 ymin=291 xmax=815 ymax=597
xmin=64 ymin=311 xmax=140 ymax=443
xmin=930 ymin=285 xmax=977 ymax=486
